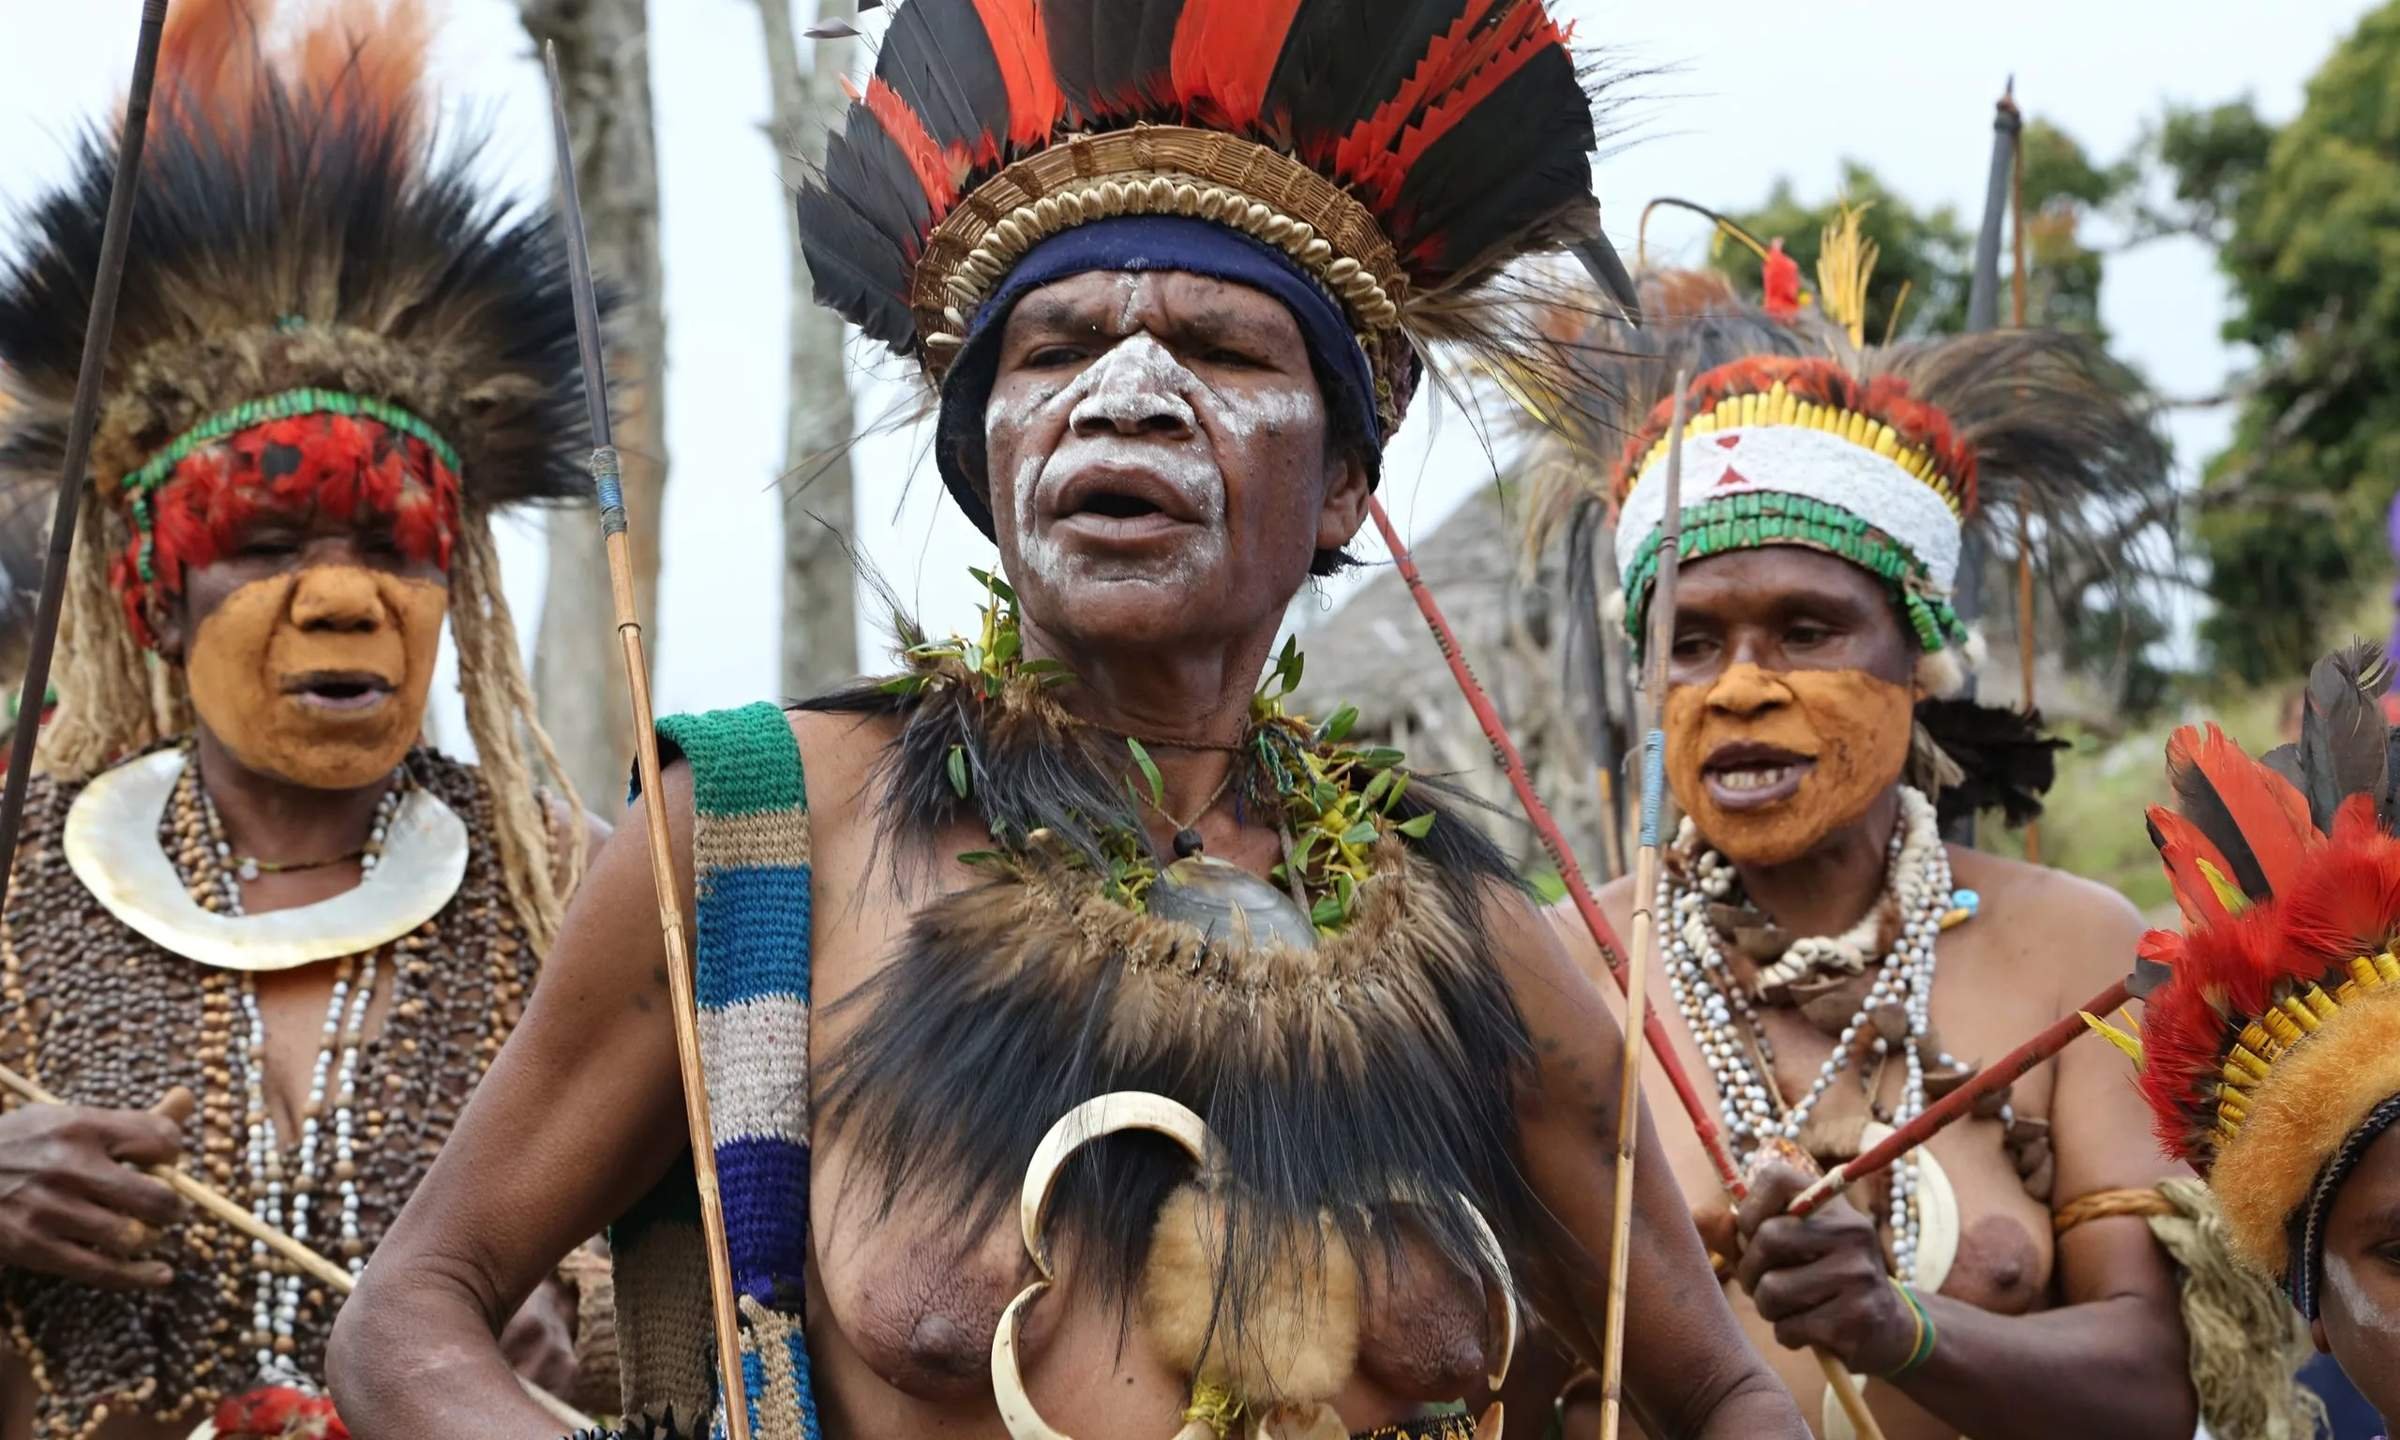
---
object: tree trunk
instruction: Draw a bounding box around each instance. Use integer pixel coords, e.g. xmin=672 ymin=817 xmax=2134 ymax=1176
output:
xmin=760 ymin=0 xmax=861 ymax=697
xmin=519 ymin=0 xmax=668 ymax=809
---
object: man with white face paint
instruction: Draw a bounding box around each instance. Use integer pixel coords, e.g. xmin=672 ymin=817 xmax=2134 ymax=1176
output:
xmin=1533 ymin=260 xmax=2224 ymax=1440
xmin=331 ymin=2 xmax=1813 ymax=1437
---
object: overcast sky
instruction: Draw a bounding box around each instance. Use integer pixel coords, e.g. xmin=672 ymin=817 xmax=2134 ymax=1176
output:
xmin=0 ymin=0 xmax=2375 ymax=731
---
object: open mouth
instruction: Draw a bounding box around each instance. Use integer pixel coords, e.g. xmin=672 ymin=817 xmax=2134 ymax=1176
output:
xmin=1701 ymin=742 xmax=1815 ymax=810
xmin=282 ymin=671 xmax=396 ymax=713
xmin=1048 ymin=463 xmax=1206 ymax=545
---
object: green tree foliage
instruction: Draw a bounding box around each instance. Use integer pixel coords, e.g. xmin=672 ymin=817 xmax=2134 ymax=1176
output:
xmin=1705 ymin=127 xmax=2173 ymax=714
xmin=1704 ymin=162 xmax=1970 ymax=340
xmin=2173 ymin=3 xmax=2400 ymax=683
xmin=1705 ymin=125 xmax=2127 ymax=344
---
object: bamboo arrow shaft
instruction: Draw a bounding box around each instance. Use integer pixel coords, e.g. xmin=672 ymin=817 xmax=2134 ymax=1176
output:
xmin=544 ymin=45 xmax=753 ymax=1440
xmin=0 ymin=1064 xmax=593 ymax=1431
xmin=0 ymin=0 xmax=168 ymax=918
xmin=1596 ymin=375 xmax=1688 ymax=1440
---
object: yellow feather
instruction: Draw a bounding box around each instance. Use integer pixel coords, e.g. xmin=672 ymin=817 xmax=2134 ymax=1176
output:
xmin=2082 ymin=1008 xmax=2144 ymax=1065
xmin=2196 ymin=858 xmax=2250 ymax=917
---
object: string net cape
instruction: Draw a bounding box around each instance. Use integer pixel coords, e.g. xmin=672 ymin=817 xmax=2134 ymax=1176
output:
xmin=2094 ymin=642 xmax=2400 ymax=1319
xmin=0 ymin=0 xmax=593 ymax=948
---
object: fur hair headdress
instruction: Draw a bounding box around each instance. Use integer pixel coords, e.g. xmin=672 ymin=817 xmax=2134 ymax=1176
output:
xmin=0 ymin=0 xmax=589 ymax=948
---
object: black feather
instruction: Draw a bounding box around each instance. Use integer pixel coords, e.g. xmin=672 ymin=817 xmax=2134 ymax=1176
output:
xmin=1915 ymin=700 xmax=2067 ymax=829
xmin=0 ymin=51 xmax=589 ymax=508
xmin=2296 ymin=638 xmax=2391 ymax=832
xmin=1266 ymin=0 xmax=1467 ymax=153
xmin=1043 ymin=0 xmax=1186 ymax=122
xmin=797 ymin=187 xmax=920 ymax=352
xmin=877 ymin=0 xmax=1008 ymax=153
xmin=2262 ymin=742 xmax=2306 ymax=794
xmin=801 ymin=112 xmax=935 ymax=350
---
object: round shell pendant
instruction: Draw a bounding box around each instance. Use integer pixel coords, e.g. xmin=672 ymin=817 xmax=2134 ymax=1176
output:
xmin=1146 ymin=855 xmax=1317 ymax=951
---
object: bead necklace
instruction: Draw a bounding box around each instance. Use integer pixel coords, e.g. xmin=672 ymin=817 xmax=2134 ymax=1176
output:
xmin=175 ymin=749 xmax=403 ymax=1383
xmin=1661 ymin=786 xmax=1963 ymax=1282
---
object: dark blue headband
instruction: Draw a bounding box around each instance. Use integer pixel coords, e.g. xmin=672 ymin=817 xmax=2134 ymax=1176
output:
xmin=931 ymin=215 xmax=1386 ymax=539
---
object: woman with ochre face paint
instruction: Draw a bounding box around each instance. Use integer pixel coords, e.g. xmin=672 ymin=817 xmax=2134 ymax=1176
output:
xmin=1519 ymin=260 xmax=2252 ymax=1440
xmin=0 ymin=5 xmax=613 ymax=1437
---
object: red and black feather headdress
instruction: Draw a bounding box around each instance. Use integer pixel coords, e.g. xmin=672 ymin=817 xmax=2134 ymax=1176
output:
xmin=798 ymin=0 xmax=1634 ymax=436
xmin=2106 ymin=641 xmax=2400 ymax=1311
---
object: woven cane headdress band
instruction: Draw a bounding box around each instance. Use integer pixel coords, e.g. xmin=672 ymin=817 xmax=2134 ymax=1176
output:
xmin=910 ymin=126 xmax=1409 ymax=383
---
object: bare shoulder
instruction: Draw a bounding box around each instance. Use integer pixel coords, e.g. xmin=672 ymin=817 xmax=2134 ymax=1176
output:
xmin=1950 ymin=846 xmax=2144 ymax=935
xmin=1948 ymin=845 xmax=2147 ymax=1004
xmin=1539 ymin=876 xmax=1638 ymax=989
xmin=785 ymin=705 xmax=901 ymax=825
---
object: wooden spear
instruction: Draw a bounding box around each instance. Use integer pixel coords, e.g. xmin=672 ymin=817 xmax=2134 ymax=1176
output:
xmin=2007 ymin=89 xmax=2043 ymax=865
xmin=1787 ymin=976 xmax=2132 ymax=1219
xmin=1363 ymin=492 xmax=1885 ymax=1438
xmin=1595 ymin=373 xmax=1688 ymax=1439
xmin=0 ymin=0 xmax=168 ymax=915
xmin=543 ymin=47 xmax=754 ymax=1440
xmin=0 ymin=1063 xmax=594 ymax=1431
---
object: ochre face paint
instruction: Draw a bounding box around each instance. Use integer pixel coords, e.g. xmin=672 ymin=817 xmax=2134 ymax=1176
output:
xmin=1665 ymin=663 xmax=1915 ymax=866
xmin=184 ymin=565 xmax=447 ymax=789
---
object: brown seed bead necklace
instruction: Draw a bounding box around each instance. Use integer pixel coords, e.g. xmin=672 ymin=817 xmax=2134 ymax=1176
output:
xmin=173 ymin=747 xmax=404 ymax=1380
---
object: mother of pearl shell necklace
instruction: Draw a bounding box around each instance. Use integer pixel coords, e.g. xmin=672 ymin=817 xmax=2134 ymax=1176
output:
xmin=173 ymin=747 xmax=404 ymax=1382
xmin=1659 ymin=785 xmax=1975 ymax=1284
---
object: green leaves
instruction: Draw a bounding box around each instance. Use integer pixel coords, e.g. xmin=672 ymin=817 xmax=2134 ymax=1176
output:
xmin=1257 ymin=634 xmax=1306 ymax=704
xmin=1395 ymin=812 xmax=1436 ymax=840
xmin=1126 ymin=738 xmax=1164 ymax=809
xmin=946 ymin=744 xmax=970 ymax=799
xmin=968 ymin=567 xmax=1015 ymax=601
xmin=1316 ymin=704 xmax=1358 ymax=744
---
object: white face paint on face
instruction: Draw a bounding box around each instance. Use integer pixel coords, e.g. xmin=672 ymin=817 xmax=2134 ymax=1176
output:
xmin=995 ymin=331 xmax=1232 ymax=593
xmin=2328 ymin=1249 xmax=2400 ymax=1339
xmin=980 ymin=269 xmax=1359 ymax=653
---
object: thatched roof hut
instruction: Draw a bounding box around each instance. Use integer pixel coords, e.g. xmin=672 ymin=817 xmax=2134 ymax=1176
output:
xmin=1290 ymin=485 xmax=1628 ymax=882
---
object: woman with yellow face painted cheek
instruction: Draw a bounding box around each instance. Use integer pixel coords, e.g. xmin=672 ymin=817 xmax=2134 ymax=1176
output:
xmin=157 ymin=520 xmax=450 ymax=795
xmin=1659 ymin=548 xmax=1923 ymax=870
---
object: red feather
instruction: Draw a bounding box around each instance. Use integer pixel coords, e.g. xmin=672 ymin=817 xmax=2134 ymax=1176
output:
xmin=2165 ymin=723 xmax=2318 ymax=897
xmin=965 ymin=0 xmax=1062 ymax=147
xmin=856 ymin=75 xmax=962 ymax=213
xmin=2132 ymin=795 xmax=2400 ymax=1166
xmin=1762 ymin=239 xmax=1802 ymax=320
xmin=2148 ymin=805 xmax=2236 ymax=930
xmin=1170 ymin=0 xmax=1308 ymax=130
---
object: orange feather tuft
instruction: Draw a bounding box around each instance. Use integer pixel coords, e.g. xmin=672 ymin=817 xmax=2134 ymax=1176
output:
xmin=2164 ymin=723 xmax=2317 ymax=898
xmin=162 ymin=0 xmax=429 ymax=152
